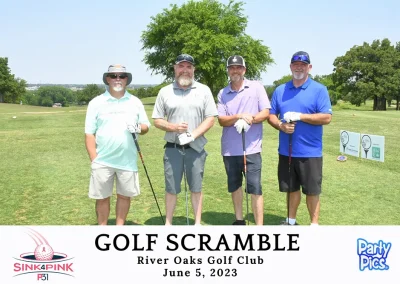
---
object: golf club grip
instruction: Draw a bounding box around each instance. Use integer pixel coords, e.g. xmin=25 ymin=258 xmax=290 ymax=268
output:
xmin=132 ymin=133 xmax=141 ymax=152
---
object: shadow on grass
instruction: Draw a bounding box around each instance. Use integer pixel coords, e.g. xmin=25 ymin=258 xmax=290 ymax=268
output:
xmin=90 ymin=219 xmax=141 ymax=225
xmin=142 ymin=212 xmax=285 ymax=226
xmin=202 ymin=212 xmax=284 ymax=226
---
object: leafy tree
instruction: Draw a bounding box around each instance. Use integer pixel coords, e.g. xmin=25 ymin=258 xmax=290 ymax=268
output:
xmin=391 ymin=42 xmax=400 ymax=110
xmin=36 ymin=86 xmax=74 ymax=107
xmin=3 ymin=77 xmax=27 ymax=104
xmin=0 ymin=57 xmax=27 ymax=103
xmin=332 ymin=38 xmax=399 ymax=110
xmin=141 ymin=0 xmax=274 ymax=96
xmin=22 ymin=91 xmax=39 ymax=106
xmin=77 ymin=84 xmax=104 ymax=105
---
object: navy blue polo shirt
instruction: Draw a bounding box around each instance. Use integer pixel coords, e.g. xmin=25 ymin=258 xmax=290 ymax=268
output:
xmin=270 ymin=78 xmax=332 ymax=157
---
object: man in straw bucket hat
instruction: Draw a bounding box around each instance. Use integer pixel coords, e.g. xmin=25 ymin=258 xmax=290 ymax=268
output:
xmin=85 ymin=64 xmax=150 ymax=225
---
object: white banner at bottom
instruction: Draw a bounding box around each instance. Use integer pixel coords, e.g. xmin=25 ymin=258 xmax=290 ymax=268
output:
xmin=0 ymin=226 xmax=398 ymax=284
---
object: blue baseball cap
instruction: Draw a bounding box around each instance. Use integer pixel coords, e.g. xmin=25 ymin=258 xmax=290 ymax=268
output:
xmin=291 ymin=51 xmax=311 ymax=64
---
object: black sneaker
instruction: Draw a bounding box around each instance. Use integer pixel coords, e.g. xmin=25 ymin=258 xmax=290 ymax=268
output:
xmin=232 ymin=220 xmax=246 ymax=225
xmin=280 ymin=220 xmax=298 ymax=225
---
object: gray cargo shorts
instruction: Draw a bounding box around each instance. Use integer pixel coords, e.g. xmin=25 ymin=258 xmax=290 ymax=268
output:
xmin=163 ymin=144 xmax=207 ymax=194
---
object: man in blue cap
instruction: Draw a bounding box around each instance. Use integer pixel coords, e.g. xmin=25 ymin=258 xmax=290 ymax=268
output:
xmin=267 ymin=51 xmax=332 ymax=226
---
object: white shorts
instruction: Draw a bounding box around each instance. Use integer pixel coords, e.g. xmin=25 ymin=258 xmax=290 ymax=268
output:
xmin=89 ymin=162 xmax=140 ymax=199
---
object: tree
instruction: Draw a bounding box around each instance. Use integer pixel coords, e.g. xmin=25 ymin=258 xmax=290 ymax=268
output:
xmin=0 ymin=57 xmax=26 ymax=103
xmin=3 ymin=77 xmax=27 ymax=104
xmin=332 ymin=38 xmax=399 ymax=110
xmin=77 ymin=84 xmax=104 ymax=105
xmin=392 ymin=42 xmax=400 ymax=110
xmin=36 ymin=86 xmax=74 ymax=107
xmin=22 ymin=91 xmax=39 ymax=106
xmin=141 ymin=0 xmax=274 ymax=96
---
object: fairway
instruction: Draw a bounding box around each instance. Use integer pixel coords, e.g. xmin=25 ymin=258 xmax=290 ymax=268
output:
xmin=0 ymin=100 xmax=399 ymax=225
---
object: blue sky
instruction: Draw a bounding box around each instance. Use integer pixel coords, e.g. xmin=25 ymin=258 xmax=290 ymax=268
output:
xmin=1 ymin=0 xmax=399 ymax=86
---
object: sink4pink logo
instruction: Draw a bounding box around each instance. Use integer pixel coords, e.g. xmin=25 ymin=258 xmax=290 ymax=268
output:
xmin=13 ymin=228 xmax=74 ymax=280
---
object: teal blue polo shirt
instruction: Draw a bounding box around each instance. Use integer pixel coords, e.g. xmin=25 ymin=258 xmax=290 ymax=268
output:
xmin=85 ymin=91 xmax=150 ymax=171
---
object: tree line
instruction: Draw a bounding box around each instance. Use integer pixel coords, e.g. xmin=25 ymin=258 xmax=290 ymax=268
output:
xmin=20 ymin=83 xmax=170 ymax=107
xmin=1 ymin=0 xmax=399 ymax=110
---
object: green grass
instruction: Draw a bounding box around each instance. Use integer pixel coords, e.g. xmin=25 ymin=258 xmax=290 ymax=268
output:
xmin=0 ymin=100 xmax=399 ymax=225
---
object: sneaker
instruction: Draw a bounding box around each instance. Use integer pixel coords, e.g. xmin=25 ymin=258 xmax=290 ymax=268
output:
xmin=280 ymin=220 xmax=298 ymax=225
xmin=232 ymin=220 xmax=246 ymax=225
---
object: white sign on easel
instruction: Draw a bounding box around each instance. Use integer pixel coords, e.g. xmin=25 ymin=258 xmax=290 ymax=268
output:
xmin=360 ymin=134 xmax=385 ymax=162
xmin=340 ymin=130 xmax=360 ymax=157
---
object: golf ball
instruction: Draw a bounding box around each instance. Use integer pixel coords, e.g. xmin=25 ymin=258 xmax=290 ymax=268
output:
xmin=34 ymin=244 xmax=54 ymax=260
xmin=12 ymin=116 xmax=16 ymax=119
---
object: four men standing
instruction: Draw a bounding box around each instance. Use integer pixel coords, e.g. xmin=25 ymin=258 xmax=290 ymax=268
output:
xmin=85 ymin=51 xmax=331 ymax=225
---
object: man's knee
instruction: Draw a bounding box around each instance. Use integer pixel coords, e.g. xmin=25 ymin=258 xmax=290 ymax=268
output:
xmin=116 ymin=194 xmax=131 ymax=200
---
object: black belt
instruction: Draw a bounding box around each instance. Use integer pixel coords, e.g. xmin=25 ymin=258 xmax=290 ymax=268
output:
xmin=165 ymin=142 xmax=191 ymax=149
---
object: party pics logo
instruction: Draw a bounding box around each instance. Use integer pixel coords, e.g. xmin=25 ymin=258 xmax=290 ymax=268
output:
xmin=13 ymin=228 xmax=74 ymax=280
xmin=357 ymin=238 xmax=391 ymax=271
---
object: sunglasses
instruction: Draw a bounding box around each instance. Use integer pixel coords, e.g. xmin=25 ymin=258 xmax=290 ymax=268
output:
xmin=291 ymin=55 xmax=310 ymax=63
xmin=108 ymin=73 xmax=128 ymax=79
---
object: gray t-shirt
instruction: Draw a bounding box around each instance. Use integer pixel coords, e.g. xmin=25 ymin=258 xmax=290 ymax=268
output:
xmin=152 ymin=81 xmax=218 ymax=152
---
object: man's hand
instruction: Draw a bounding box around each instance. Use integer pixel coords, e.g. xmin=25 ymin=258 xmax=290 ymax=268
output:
xmin=127 ymin=123 xmax=141 ymax=134
xmin=176 ymin=122 xmax=188 ymax=133
xmin=234 ymin=118 xmax=250 ymax=133
xmin=178 ymin=132 xmax=195 ymax=145
xmin=283 ymin=112 xmax=302 ymax=123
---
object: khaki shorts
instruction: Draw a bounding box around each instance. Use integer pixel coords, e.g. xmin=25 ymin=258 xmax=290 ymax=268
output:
xmin=89 ymin=162 xmax=140 ymax=199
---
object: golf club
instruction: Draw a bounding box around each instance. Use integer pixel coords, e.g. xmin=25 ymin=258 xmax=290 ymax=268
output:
xmin=242 ymin=130 xmax=249 ymax=225
xmin=181 ymin=147 xmax=190 ymax=225
xmin=287 ymin=133 xmax=293 ymax=226
xmin=128 ymin=127 xmax=165 ymax=225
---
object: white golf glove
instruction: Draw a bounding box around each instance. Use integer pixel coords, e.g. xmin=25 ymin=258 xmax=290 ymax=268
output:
xmin=234 ymin=118 xmax=250 ymax=134
xmin=127 ymin=123 xmax=141 ymax=134
xmin=178 ymin=132 xmax=194 ymax=145
xmin=283 ymin=112 xmax=301 ymax=123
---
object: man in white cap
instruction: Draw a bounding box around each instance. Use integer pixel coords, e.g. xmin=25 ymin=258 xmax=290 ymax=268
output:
xmin=85 ymin=64 xmax=150 ymax=225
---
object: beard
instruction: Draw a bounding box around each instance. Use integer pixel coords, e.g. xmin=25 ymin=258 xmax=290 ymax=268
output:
xmin=111 ymin=84 xmax=124 ymax=92
xmin=177 ymin=74 xmax=193 ymax=87
xmin=229 ymin=74 xmax=242 ymax=83
xmin=292 ymin=71 xmax=306 ymax=80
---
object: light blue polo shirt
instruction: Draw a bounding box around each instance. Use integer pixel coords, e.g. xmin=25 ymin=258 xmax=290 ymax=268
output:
xmin=270 ymin=78 xmax=332 ymax=158
xmin=85 ymin=91 xmax=150 ymax=171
